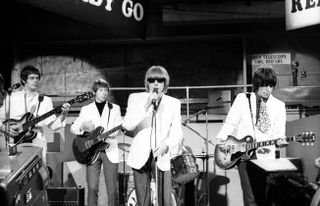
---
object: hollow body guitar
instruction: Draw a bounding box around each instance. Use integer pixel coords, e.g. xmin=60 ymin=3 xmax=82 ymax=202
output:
xmin=214 ymin=132 xmax=315 ymax=170
xmin=72 ymin=125 xmax=123 ymax=165
xmin=3 ymin=92 xmax=93 ymax=144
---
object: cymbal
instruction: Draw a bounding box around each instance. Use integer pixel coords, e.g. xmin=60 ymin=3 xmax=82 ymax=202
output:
xmin=118 ymin=143 xmax=131 ymax=152
xmin=194 ymin=154 xmax=215 ymax=159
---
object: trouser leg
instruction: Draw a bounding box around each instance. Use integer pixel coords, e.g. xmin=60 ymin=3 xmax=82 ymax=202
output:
xmin=238 ymin=161 xmax=258 ymax=206
xmin=101 ymin=152 xmax=119 ymax=206
xmin=86 ymin=155 xmax=102 ymax=206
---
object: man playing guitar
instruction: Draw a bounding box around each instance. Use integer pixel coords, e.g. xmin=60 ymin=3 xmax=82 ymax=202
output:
xmin=0 ymin=65 xmax=70 ymax=162
xmin=70 ymin=78 xmax=123 ymax=206
xmin=215 ymin=66 xmax=287 ymax=206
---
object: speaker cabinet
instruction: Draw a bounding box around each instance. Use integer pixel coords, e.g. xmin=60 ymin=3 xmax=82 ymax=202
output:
xmin=247 ymin=158 xmax=304 ymax=206
xmin=47 ymin=187 xmax=84 ymax=206
xmin=0 ymin=145 xmax=48 ymax=206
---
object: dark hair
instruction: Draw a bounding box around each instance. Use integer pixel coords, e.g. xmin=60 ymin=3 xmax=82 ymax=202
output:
xmin=252 ymin=66 xmax=277 ymax=92
xmin=92 ymin=78 xmax=110 ymax=92
xmin=20 ymin=65 xmax=41 ymax=85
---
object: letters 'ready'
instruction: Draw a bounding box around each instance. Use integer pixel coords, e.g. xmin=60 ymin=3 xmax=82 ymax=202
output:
xmin=291 ymin=0 xmax=320 ymax=13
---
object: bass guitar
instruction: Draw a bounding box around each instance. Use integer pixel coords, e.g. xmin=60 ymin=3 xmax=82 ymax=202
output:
xmin=72 ymin=125 xmax=124 ymax=165
xmin=214 ymin=132 xmax=316 ymax=170
xmin=3 ymin=92 xmax=93 ymax=144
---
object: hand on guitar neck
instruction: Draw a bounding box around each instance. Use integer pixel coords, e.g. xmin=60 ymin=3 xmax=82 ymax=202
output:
xmin=275 ymin=137 xmax=289 ymax=148
xmin=58 ymin=103 xmax=71 ymax=121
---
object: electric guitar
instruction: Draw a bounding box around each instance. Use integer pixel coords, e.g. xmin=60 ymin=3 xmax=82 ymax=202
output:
xmin=72 ymin=125 xmax=124 ymax=165
xmin=3 ymin=92 xmax=93 ymax=144
xmin=214 ymin=132 xmax=316 ymax=170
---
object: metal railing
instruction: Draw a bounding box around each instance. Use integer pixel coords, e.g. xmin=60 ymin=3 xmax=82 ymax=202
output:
xmin=111 ymin=84 xmax=253 ymax=120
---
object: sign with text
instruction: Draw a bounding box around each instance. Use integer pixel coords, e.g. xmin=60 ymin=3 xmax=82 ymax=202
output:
xmin=251 ymin=53 xmax=291 ymax=65
xmin=286 ymin=0 xmax=320 ymax=30
xmin=18 ymin=0 xmax=148 ymax=38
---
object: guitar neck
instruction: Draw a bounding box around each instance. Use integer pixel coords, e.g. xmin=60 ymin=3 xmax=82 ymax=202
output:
xmin=247 ymin=136 xmax=295 ymax=150
xmin=24 ymin=98 xmax=77 ymax=128
xmin=98 ymin=125 xmax=123 ymax=141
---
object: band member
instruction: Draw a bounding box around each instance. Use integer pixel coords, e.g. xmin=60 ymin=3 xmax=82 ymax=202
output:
xmin=123 ymin=65 xmax=183 ymax=206
xmin=70 ymin=78 xmax=123 ymax=206
xmin=216 ymin=66 xmax=287 ymax=206
xmin=0 ymin=65 xmax=70 ymax=160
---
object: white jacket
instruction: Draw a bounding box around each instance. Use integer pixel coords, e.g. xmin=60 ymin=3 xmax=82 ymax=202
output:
xmin=123 ymin=92 xmax=183 ymax=171
xmin=71 ymin=101 xmax=123 ymax=163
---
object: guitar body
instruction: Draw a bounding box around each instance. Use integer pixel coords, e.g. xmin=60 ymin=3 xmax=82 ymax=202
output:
xmin=4 ymin=112 xmax=37 ymax=144
xmin=72 ymin=126 xmax=110 ymax=165
xmin=2 ymin=92 xmax=93 ymax=145
xmin=214 ymin=132 xmax=315 ymax=170
xmin=215 ymin=135 xmax=255 ymax=170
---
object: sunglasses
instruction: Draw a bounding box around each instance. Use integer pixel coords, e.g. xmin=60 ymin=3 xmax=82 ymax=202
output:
xmin=147 ymin=78 xmax=166 ymax=83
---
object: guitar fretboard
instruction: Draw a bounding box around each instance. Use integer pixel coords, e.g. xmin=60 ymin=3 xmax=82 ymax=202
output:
xmin=23 ymin=98 xmax=79 ymax=129
xmin=246 ymin=136 xmax=295 ymax=150
xmin=98 ymin=125 xmax=123 ymax=141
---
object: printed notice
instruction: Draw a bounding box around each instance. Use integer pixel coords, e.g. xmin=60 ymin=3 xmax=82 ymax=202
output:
xmin=251 ymin=53 xmax=291 ymax=65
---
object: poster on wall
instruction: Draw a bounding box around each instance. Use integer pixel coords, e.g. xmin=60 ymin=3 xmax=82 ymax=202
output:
xmin=251 ymin=53 xmax=291 ymax=65
xmin=250 ymin=53 xmax=292 ymax=88
xmin=17 ymin=0 xmax=148 ymax=38
xmin=286 ymin=0 xmax=320 ymax=30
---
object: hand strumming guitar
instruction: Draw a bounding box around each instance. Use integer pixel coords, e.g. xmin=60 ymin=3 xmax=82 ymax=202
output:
xmin=80 ymin=120 xmax=95 ymax=133
xmin=1 ymin=123 xmax=19 ymax=137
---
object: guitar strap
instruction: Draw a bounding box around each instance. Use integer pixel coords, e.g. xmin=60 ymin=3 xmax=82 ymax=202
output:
xmin=35 ymin=94 xmax=44 ymax=117
xmin=106 ymin=102 xmax=113 ymax=129
xmin=246 ymin=92 xmax=256 ymax=140
xmin=24 ymin=92 xmax=28 ymax=114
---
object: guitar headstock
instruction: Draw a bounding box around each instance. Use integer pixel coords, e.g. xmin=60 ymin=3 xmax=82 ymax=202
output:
xmin=75 ymin=92 xmax=94 ymax=103
xmin=296 ymin=132 xmax=316 ymax=144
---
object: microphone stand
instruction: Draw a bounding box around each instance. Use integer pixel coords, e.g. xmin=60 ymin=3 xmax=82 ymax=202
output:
xmin=191 ymin=107 xmax=209 ymax=206
xmin=182 ymin=97 xmax=221 ymax=206
xmin=152 ymin=106 xmax=159 ymax=206
xmin=0 ymin=89 xmax=8 ymax=151
xmin=1 ymin=86 xmax=17 ymax=155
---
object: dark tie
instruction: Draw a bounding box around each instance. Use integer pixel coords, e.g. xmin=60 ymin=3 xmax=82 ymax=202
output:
xmin=256 ymin=100 xmax=271 ymax=134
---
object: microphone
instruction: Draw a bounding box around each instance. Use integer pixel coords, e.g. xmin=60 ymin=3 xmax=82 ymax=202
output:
xmin=7 ymin=83 xmax=21 ymax=93
xmin=152 ymin=88 xmax=159 ymax=110
xmin=11 ymin=83 xmax=21 ymax=90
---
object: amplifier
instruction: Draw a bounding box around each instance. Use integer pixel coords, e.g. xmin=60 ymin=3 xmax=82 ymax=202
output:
xmin=47 ymin=187 xmax=84 ymax=206
xmin=0 ymin=144 xmax=49 ymax=206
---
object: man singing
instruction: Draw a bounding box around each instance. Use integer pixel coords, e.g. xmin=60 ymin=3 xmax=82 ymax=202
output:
xmin=123 ymin=65 xmax=183 ymax=206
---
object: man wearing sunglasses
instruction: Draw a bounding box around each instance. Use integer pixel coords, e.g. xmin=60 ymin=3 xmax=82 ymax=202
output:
xmin=123 ymin=65 xmax=183 ymax=206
